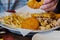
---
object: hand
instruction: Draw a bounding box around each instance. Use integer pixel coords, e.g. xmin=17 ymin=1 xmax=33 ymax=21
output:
xmin=40 ymin=0 xmax=58 ymax=11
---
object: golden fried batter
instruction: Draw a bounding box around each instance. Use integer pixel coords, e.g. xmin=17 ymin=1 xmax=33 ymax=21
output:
xmin=21 ymin=17 xmax=39 ymax=30
xmin=31 ymin=13 xmax=42 ymax=17
xmin=55 ymin=14 xmax=60 ymax=19
xmin=27 ymin=0 xmax=44 ymax=9
xmin=31 ymin=12 xmax=56 ymax=18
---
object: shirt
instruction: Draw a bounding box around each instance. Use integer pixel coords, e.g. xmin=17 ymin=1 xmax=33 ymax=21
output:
xmin=0 ymin=0 xmax=27 ymax=13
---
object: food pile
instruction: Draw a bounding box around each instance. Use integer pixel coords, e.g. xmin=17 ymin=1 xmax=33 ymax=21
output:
xmin=0 ymin=12 xmax=60 ymax=30
xmin=1 ymin=13 xmax=24 ymax=28
xmin=27 ymin=0 xmax=44 ymax=9
xmin=31 ymin=12 xmax=60 ymax=30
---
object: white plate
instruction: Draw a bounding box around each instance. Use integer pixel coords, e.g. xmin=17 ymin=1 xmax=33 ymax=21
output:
xmin=0 ymin=5 xmax=60 ymax=36
xmin=32 ymin=31 xmax=60 ymax=40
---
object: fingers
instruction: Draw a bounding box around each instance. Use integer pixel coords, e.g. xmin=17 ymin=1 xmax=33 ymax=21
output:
xmin=40 ymin=0 xmax=58 ymax=11
xmin=43 ymin=0 xmax=53 ymax=4
xmin=43 ymin=3 xmax=58 ymax=11
xmin=40 ymin=0 xmax=57 ymax=9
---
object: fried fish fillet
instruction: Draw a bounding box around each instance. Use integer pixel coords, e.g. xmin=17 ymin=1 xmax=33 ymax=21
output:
xmin=21 ymin=17 xmax=39 ymax=30
xmin=55 ymin=14 xmax=60 ymax=19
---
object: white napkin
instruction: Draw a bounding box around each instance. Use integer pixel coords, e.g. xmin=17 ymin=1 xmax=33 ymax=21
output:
xmin=17 ymin=28 xmax=32 ymax=36
xmin=16 ymin=5 xmax=45 ymax=13
xmin=0 ymin=12 xmax=11 ymax=17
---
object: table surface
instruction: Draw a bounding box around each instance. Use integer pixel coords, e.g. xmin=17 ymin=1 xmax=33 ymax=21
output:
xmin=0 ymin=27 xmax=32 ymax=40
xmin=0 ymin=27 xmax=60 ymax=40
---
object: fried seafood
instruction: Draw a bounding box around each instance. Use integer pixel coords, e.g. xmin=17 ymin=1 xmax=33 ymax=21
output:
xmin=1 ymin=12 xmax=60 ymax=30
xmin=27 ymin=0 xmax=44 ymax=9
xmin=21 ymin=17 xmax=39 ymax=30
xmin=55 ymin=14 xmax=60 ymax=19
xmin=31 ymin=12 xmax=56 ymax=18
xmin=31 ymin=12 xmax=60 ymax=30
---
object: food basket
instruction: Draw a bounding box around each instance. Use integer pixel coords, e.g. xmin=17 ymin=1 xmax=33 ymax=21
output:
xmin=0 ymin=5 xmax=60 ymax=36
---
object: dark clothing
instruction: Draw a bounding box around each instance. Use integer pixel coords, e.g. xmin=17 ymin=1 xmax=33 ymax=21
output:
xmin=54 ymin=0 xmax=60 ymax=13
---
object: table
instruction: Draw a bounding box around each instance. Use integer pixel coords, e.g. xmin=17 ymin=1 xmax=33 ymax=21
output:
xmin=0 ymin=27 xmax=60 ymax=40
xmin=0 ymin=27 xmax=33 ymax=40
